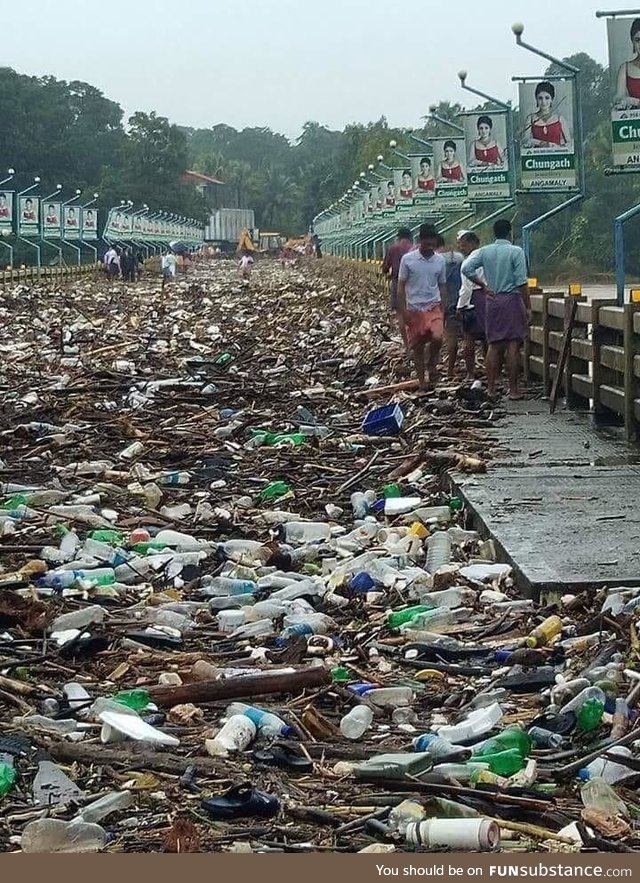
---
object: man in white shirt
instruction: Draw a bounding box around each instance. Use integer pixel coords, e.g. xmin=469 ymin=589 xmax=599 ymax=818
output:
xmin=104 ymin=246 xmax=120 ymax=281
xmin=456 ymin=230 xmax=487 ymax=380
xmin=161 ymin=250 xmax=177 ymax=289
xmin=397 ymin=224 xmax=447 ymax=390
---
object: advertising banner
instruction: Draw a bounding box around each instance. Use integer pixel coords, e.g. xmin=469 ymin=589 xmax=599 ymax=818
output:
xmin=431 ymin=137 xmax=469 ymax=210
xmin=519 ymin=79 xmax=577 ymax=190
xmin=18 ymin=195 xmax=39 ymax=236
xmin=410 ymin=154 xmax=436 ymax=205
xmin=81 ymin=208 xmax=98 ymax=239
xmin=608 ymin=16 xmax=640 ymax=168
xmin=42 ymin=201 xmax=62 ymax=237
xmin=393 ymin=167 xmax=415 ymax=211
xmin=63 ymin=205 xmax=81 ymax=239
xmin=463 ymin=112 xmax=511 ymax=200
xmin=0 ymin=190 xmax=13 ymax=234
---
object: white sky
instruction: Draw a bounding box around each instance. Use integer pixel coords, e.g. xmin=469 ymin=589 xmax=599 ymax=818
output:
xmin=2 ymin=0 xmax=612 ymax=138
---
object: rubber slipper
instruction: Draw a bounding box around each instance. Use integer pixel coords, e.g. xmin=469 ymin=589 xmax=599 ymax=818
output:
xmin=254 ymin=742 xmax=313 ymax=773
xmin=201 ymin=783 xmax=280 ymax=820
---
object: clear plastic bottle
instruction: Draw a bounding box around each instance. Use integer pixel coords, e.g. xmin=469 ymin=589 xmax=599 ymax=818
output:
xmin=580 ymin=775 xmax=628 ymax=816
xmin=50 ymin=605 xmax=106 ymax=632
xmin=389 ymin=799 xmax=426 ymax=833
xmin=528 ymin=726 xmax=568 ymax=749
xmin=155 ymin=529 xmax=210 ymax=551
xmin=205 ymin=715 xmax=257 ymax=756
xmin=437 ymin=702 xmax=503 ymax=744
xmin=202 ymin=576 xmax=258 ymax=596
xmin=426 ymin=532 xmax=452 ymax=574
xmin=76 ymin=791 xmax=134 ymax=823
xmin=339 ymin=705 xmax=374 ymax=740
xmin=226 ymin=702 xmax=292 ymax=737
xmin=400 ymin=607 xmax=473 ymax=633
xmin=21 ymin=819 xmax=107 ymax=853
xmin=412 ymin=734 xmax=472 ymax=761
xmin=278 ymin=522 xmax=332 ymax=544
xmin=584 ymin=746 xmax=637 ymax=784
xmin=562 ymin=686 xmax=606 ymax=714
xmin=362 ymin=686 xmax=414 ymax=708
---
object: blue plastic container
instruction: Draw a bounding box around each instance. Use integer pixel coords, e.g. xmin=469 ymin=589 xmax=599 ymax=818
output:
xmin=361 ymin=404 xmax=404 ymax=436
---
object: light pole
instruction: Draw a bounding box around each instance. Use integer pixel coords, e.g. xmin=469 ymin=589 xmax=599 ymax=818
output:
xmin=78 ymin=192 xmax=100 ymax=264
xmin=61 ymin=189 xmax=82 ymax=266
xmin=0 ymin=168 xmax=15 ymax=270
xmin=17 ymin=176 xmax=41 ymax=271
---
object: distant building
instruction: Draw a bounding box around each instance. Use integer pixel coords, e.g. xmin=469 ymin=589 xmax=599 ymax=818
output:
xmin=181 ymin=170 xmax=247 ymax=210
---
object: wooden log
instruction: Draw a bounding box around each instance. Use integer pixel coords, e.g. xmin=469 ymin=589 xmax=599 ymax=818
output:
xmin=149 ymin=665 xmax=332 ymax=708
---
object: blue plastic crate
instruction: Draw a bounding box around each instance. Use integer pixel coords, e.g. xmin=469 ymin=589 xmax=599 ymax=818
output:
xmin=361 ymin=403 xmax=404 ymax=436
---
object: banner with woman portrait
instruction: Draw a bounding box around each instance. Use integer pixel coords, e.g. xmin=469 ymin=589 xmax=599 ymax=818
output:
xmin=408 ymin=155 xmax=436 ymax=205
xmin=431 ymin=137 xmax=469 ymax=210
xmin=0 ymin=191 xmax=13 ymax=234
xmin=18 ymin=196 xmax=39 ymax=236
xmin=81 ymin=208 xmax=98 ymax=239
xmin=462 ymin=112 xmax=511 ymax=200
xmin=608 ymin=16 xmax=640 ymax=168
xmin=63 ymin=205 xmax=81 ymax=239
xmin=42 ymin=201 xmax=62 ymax=237
xmin=393 ymin=167 xmax=414 ymax=210
xmin=519 ymin=79 xmax=577 ymax=190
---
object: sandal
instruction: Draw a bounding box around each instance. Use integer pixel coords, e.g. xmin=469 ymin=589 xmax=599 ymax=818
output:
xmin=201 ymin=782 xmax=280 ymax=820
xmin=254 ymin=742 xmax=313 ymax=773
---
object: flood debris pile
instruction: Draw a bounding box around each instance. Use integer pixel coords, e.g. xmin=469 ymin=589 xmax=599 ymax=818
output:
xmin=0 ymin=259 xmax=638 ymax=854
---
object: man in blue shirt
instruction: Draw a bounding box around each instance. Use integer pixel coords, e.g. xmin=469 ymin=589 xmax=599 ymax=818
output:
xmin=397 ymin=224 xmax=447 ymax=390
xmin=461 ymin=218 xmax=530 ymax=400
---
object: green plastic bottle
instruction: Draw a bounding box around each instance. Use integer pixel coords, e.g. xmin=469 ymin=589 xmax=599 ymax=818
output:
xmin=130 ymin=541 xmax=168 ymax=554
xmin=448 ymin=497 xmax=463 ymax=512
xmin=387 ymin=604 xmax=433 ymax=630
xmin=577 ymin=698 xmax=604 ymax=733
xmin=470 ymin=748 xmax=526 ymax=777
xmin=215 ymin=352 xmax=233 ymax=366
xmin=383 ymin=484 xmax=402 ymax=499
xmin=331 ymin=667 xmax=351 ymax=683
xmin=90 ymin=530 xmax=125 ymax=546
xmin=2 ymin=494 xmax=27 ymax=509
xmin=0 ymin=763 xmax=17 ymax=796
xmin=475 ymin=726 xmax=532 ymax=760
xmin=259 ymin=481 xmax=291 ymax=502
xmin=113 ymin=689 xmax=151 ymax=711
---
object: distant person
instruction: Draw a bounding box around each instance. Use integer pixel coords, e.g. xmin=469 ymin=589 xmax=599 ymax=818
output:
xmin=238 ymin=250 xmax=254 ymax=284
xmin=382 ymin=227 xmax=414 ymax=350
xmin=614 ymin=18 xmax=640 ymax=108
xmin=456 ymin=230 xmax=487 ymax=380
xmin=104 ymin=245 xmax=120 ymax=280
xmin=161 ymin=249 xmax=177 ymax=289
xmin=461 ymin=218 xmax=529 ymax=401
xmin=121 ymin=247 xmax=136 ymax=282
xmin=436 ymin=234 xmax=464 ymax=381
xmin=136 ymin=252 xmax=144 ymax=280
xmin=397 ymin=224 xmax=447 ymax=391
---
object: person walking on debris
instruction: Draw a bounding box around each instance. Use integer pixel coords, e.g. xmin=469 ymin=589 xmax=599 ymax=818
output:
xmin=104 ymin=245 xmax=120 ymax=281
xmin=120 ymin=247 xmax=136 ymax=283
xmin=161 ymin=248 xmax=177 ymax=290
xmin=436 ymin=233 xmax=465 ymax=382
xmin=136 ymin=251 xmax=144 ymax=281
xmin=397 ymin=224 xmax=447 ymax=391
xmin=461 ymin=218 xmax=530 ymax=401
xmin=382 ymin=227 xmax=414 ymax=351
xmin=238 ymin=250 xmax=254 ymax=285
xmin=456 ymin=230 xmax=487 ymax=380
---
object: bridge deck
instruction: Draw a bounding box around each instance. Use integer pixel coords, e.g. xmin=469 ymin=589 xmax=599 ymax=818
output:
xmin=455 ymin=398 xmax=640 ymax=596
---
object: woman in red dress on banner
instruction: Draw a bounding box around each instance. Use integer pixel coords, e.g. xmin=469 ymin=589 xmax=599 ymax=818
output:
xmin=468 ymin=115 xmax=505 ymax=167
xmin=524 ymin=81 xmax=572 ymax=149
xmin=614 ymin=18 xmax=640 ymax=108
xmin=437 ymin=141 xmax=466 ymax=183
xmin=415 ymin=157 xmax=436 ymax=192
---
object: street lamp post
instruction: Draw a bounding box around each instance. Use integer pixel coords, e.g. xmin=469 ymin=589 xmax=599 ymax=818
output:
xmin=0 ymin=168 xmax=15 ymax=270
xmin=61 ymin=189 xmax=82 ymax=266
xmin=41 ymin=183 xmax=63 ymax=267
xmin=79 ymin=192 xmax=100 ymax=264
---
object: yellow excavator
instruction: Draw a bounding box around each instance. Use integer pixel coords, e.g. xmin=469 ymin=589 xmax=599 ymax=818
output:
xmin=237 ymin=228 xmax=286 ymax=255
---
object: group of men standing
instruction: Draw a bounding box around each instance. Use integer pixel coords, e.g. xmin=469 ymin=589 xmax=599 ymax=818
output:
xmin=382 ymin=219 xmax=529 ymax=400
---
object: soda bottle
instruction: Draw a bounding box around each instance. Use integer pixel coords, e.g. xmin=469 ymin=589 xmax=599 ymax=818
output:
xmin=474 ymin=726 xmax=532 ymax=760
xmin=525 ymin=615 xmax=562 ymax=648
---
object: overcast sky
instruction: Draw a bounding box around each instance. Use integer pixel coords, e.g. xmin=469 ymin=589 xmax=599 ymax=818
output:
xmin=4 ymin=0 xmax=611 ymax=139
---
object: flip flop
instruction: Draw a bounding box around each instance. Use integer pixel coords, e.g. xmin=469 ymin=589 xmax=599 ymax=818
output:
xmin=201 ymin=783 xmax=280 ymax=820
xmin=254 ymin=742 xmax=313 ymax=773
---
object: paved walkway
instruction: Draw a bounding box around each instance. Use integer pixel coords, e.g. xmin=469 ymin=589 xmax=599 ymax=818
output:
xmin=454 ymin=397 xmax=640 ymax=597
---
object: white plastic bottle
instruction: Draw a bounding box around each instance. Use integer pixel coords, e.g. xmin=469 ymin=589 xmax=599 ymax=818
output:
xmin=226 ymin=703 xmax=292 ymax=737
xmin=426 ymin=531 xmax=452 ymax=574
xmin=436 ymin=703 xmax=503 ymax=744
xmin=279 ymin=521 xmax=332 ymax=544
xmin=155 ymin=529 xmax=210 ymax=551
xmin=561 ymin=686 xmax=606 ymax=714
xmin=339 ymin=705 xmax=374 ymax=740
xmin=363 ymin=686 xmax=414 ymax=708
xmin=405 ymin=818 xmax=500 ymax=851
xmin=420 ymin=587 xmax=476 ymax=610
xmin=50 ymin=606 xmax=106 ymax=632
xmin=205 ymin=715 xmax=257 ymax=757
xmin=76 ymin=791 xmax=134 ymax=823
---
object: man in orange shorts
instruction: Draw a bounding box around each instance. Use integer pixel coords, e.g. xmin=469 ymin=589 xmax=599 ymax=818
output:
xmin=397 ymin=224 xmax=447 ymax=389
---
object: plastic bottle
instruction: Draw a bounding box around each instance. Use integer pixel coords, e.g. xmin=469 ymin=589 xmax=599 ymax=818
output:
xmin=159 ymin=471 xmax=191 ymax=486
xmin=413 ymin=734 xmax=472 ymax=761
xmin=405 ymin=818 xmax=500 ymax=851
xmin=525 ymin=615 xmax=562 ymax=648
xmin=113 ymin=689 xmax=151 ymax=711
xmin=89 ymin=529 xmax=125 ymax=545
xmin=400 ymin=608 xmax=473 ymax=633
xmin=50 ymin=605 xmax=106 ymax=632
xmin=579 ymin=700 xmax=606 ymax=733
xmin=21 ymin=819 xmax=107 ymax=853
xmin=278 ymin=521 xmax=332 ymax=544
xmin=205 ymin=715 xmax=257 ymax=756
xmin=433 ymin=762 xmax=490 ymax=783
xmin=202 ymin=576 xmax=258 ymax=596
xmin=611 ymin=698 xmax=629 ymax=738
xmin=580 ymin=775 xmax=629 ymax=817
xmin=473 ymin=726 xmax=532 ymax=760
xmin=14 ymin=715 xmax=78 ymax=735
xmin=469 ymin=748 xmax=525 ymax=777
xmin=363 ymin=686 xmax=413 ymax=708
xmin=76 ymin=791 xmax=134 ymax=823
xmin=340 ymin=705 xmax=374 ymax=740
xmin=0 ymin=762 xmax=17 ymax=796
xmin=426 ymin=532 xmax=452 ymax=574
xmin=562 ymin=685 xmax=606 ymax=714
xmin=153 ymin=529 xmax=210 ymax=552
xmin=225 ymin=702 xmax=292 ymax=737
xmin=217 ymin=610 xmax=246 ymax=633
xmin=528 ymin=726 xmax=568 ymax=749
xmin=584 ymin=746 xmax=637 ymax=785
xmin=437 ymin=703 xmax=503 ymax=744
xmin=389 ymin=800 xmax=426 ymax=833
xmin=350 ymin=491 xmax=376 ymax=519
xmin=421 ymin=588 xmax=476 ymax=610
